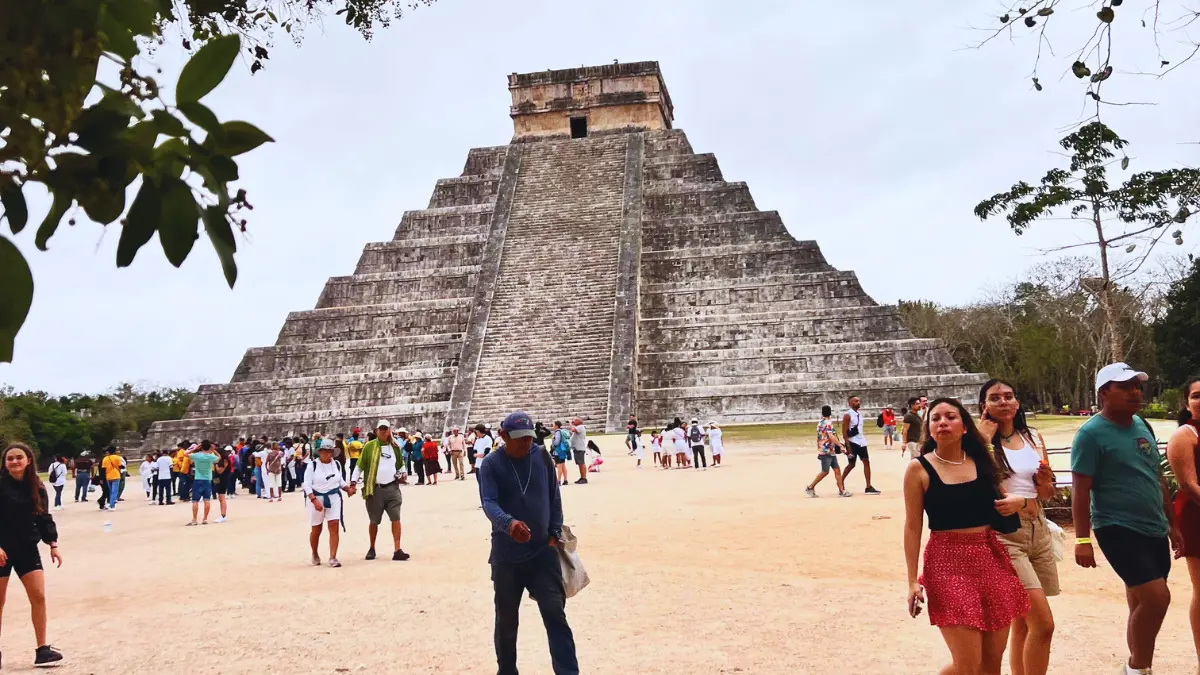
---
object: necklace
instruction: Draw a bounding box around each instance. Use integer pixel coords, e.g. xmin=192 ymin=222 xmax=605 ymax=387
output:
xmin=931 ymin=450 xmax=965 ymax=465
xmin=1001 ymin=430 xmax=1020 ymax=443
xmin=510 ymin=454 xmax=534 ymax=496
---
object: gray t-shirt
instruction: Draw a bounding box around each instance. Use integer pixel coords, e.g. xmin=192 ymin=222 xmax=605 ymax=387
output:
xmin=570 ymin=425 xmax=587 ymax=451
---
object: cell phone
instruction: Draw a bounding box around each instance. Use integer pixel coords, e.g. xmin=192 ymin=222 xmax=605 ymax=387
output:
xmin=909 ymin=587 xmax=925 ymax=618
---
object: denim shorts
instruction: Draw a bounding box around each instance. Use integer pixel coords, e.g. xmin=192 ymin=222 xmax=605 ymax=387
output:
xmin=819 ymin=454 xmax=840 ymax=472
xmin=191 ymin=479 xmax=213 ymax=502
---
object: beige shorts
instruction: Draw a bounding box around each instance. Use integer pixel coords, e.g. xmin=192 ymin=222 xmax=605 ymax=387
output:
xmin=905 ymin=442 xmax=920 ymax=455
xmin=998 ymin=512 xmax=1060 ymax=596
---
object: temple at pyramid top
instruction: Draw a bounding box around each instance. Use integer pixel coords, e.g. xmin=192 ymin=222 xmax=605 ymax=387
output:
xmin=144 ymin=61 xmax=984 ymax=447
xmin=509 ymin=62 xmax=674 ymax=140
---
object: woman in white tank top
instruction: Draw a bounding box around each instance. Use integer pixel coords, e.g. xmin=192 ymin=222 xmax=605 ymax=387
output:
xmin=979 ymin=378 xmax=1059 ymax=675
xmin=1167 ymin=376 xmax=1200 ymax=671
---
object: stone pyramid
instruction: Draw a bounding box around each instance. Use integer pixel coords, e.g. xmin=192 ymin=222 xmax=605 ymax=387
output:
xmin=145 ymin=61 xmax=983 ymax=445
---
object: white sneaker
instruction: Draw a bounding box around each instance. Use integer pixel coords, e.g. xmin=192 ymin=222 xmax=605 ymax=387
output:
xmin=1122 ymin=664 xmax=1152 ymax=675
xmin=215 ymin=516 xmax=226 ymax=523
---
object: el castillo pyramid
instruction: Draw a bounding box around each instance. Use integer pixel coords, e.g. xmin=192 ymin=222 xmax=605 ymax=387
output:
xmin=145 ymin=61 xmax=984 ymax=445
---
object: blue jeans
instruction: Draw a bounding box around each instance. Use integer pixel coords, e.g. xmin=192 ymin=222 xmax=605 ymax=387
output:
xmin=75 ymin=474 xmax=90 ymax=501
xmin=492 ymin=546 xmax=578 ymax=675
xmin=107 ymin=480 xmax=120 ymax=508
xmin=254 ymin=467 xmax=264 ymax=497
xmin=53 ymin=485 xmax=63 ymax=507
xmin=177 ymin=474 xmax=192 ymax=501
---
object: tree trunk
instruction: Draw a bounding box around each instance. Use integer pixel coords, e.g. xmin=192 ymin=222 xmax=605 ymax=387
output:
xmin=1093 ymin=201 xmax=1125 ymax=362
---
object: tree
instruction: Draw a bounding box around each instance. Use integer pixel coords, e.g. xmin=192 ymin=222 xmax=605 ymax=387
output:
xmin=974 ymin=122 xmax=1199 ymax=362
xmin=1155 ymin=258 xmax=1200 ymax=384
xmin=0 ymin=0 xmax=435 ymax=363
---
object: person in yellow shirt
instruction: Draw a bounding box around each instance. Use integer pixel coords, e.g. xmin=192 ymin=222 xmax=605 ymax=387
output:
xmin=175 ymin=445 xmax=194 ymax=501
xmin=100 ymin=448 xmax=124 ymax=510
xmin=347 ymin=430 xmax=365 ymax=480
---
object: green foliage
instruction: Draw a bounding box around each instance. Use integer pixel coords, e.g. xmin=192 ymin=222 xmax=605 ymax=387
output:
xmin=1155 ymin=259 xmax=1200 ymax=385
xmin=0 ymin=384 xmax=194 ymax=463
xmin=0 ymin=0 xmax=439 ymax=364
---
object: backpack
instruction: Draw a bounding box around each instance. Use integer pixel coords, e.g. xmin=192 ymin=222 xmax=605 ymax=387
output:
xmin=267 ymin=451 xmax=283 ymax=474
xmin=689 ymin=425 xmax=703 ymax=444
xmin=876 ymin=413 xmax=884 ymax=428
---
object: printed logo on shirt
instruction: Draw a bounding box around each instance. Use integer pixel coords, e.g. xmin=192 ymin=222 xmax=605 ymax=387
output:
xmin=381 ymin=450 xmax=393 ymax=460
xmin=1137 ymin=437 xmax=1155 ymax=455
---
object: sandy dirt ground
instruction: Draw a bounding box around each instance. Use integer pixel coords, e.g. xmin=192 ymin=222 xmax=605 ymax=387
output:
xmin=3 ymin=421 xmax=1196 ymax=675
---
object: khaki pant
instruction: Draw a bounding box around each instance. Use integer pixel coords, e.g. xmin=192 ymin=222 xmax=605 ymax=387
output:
xmin=998 ymin=511 xmax=1060 ymax=596
xmin=451 ymin=453 xmax=464 ymax=478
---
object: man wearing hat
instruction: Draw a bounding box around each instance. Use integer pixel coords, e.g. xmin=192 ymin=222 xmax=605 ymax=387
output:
xmin=352 ymin=420 xmax=411 ymax=561
xmin=1071 ymin=362 xmax=1180 ymax=675
xmin=479 ymin=410 xmax=578 ymax=675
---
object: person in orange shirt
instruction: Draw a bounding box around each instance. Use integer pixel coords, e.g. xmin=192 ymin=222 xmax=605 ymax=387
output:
xmin=175 ymin=445 xmax=194 ymax=501
xmin=99 ymin=448 xmax=124 ymax=510
xmin=880 ymin=405 xmax=898 ymax=451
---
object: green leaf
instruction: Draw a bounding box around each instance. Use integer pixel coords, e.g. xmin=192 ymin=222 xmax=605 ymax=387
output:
xmin=1071 ymin=61 xmax=1091 ymax=79
xmin=35 ymin=192 xmax=72 ymax=251
xmin=106 ymin=0 xmax=162 ymax=33
xmin=177 ymin=101 xmax=222 ymax=135
xmin=151 ymin=109 xmax=187 ymax=137
xmin=1121 ymin=156 xmax=1130 ymax=170
xmin=1024 ymin=15 xmax=1036 ymax=27
xmin=116 ymin=179 xmax=162 ymax=267
xmin=1037 ymin=7 xmax=1054 ymax=16
xmin=97 ymin=84 xmax=146 ymax=119
xmin=210 ymin=155 xmax=239 ymax=182
xmin=99 ymin=10 xmax=138 ymax=60
xmin=1000 ymin=13 xmax=1010 ymax=23
xmin=1098 ymin=6 xmax=1114 ymax=23
xmin=77 ymin=179 xmax=126 ymax=225
xmin=1126 ymin=244 xmax=1136 ymax=253
xmin=176 ymin=34 xmax=241 ymax=105
xmin=153 ymin=138 xmax=189 ymax=178
xmin=203 ymin=206 xmax=238 ymax=287
xmin=0 ymin=235 xmax=34 ymax=363
xmin=1 ymin=181 xmax=28 ymax=234
xmin=157 ymin=177 xmax=199 ymax=266
xmin=209 ymin=121 xmax=273 ymax=156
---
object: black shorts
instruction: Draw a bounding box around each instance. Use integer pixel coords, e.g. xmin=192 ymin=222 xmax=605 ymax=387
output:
xmin=846 ymin=442 xmax=869 ymax=462
xmin=0 ymin=546 xmax=43 ymax=578
xmin=1095 ymin=525 xmax=1171 ymax=587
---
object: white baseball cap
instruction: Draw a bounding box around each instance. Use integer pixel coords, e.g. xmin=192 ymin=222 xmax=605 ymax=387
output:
xmin=1095 ymin=362 xmax=1149 ymax=393
xmin=377 ymin=419 xmax=392 ymax=429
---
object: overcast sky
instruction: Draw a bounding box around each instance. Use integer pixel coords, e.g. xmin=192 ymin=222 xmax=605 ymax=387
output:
xmin=3 ymin=0 xmax=1197 ymax=395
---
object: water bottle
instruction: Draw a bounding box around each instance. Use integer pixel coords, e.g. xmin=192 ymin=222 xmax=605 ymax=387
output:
xmin=103 ymin=521 xmax=112 ymax=534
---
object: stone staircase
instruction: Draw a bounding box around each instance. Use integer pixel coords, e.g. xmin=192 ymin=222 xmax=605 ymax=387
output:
xmin=634 ymin=129 xmax=981 ymax=424
xmin=465 ymin=136 xmax=631 ymax=426
xmin=143 ymin=148 xmax=508 ymax=447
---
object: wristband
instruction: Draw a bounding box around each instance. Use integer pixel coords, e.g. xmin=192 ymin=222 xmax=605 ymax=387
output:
xmin=1076 ymin=537 xmax=1092 ymax=545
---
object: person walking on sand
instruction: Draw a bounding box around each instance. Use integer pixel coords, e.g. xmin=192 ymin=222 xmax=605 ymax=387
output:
xmin=211 ymin=446 xmax=232 ymax=523
xmin=569 ymin=419 xmax=589 ymax=485
xmin=902 ymin=398 xmax=923 ymax=458
xmin=353 ymin=421 xmax=410 ymax=562
xmin=422 ymin=434 xmax=441 ymax=486
xmin=1073 ymin=362 xmax=1179 ymax=675
xmin=449 ymin=427 xmax=467 ymax=481
xmin=0 ymin=443 xmax=65 ymax=668
xmin=880 ymin=405 xmax=897 ymax=451
xmin=264 ymin=443 xmax=284 ymax=502
xmin=139 ymin=454 xmax=154 ymax=502
xmin=551 ymin=422 xmax=571 ymax=485
xmin=99 ymin=448 xmax=123 ymax=510
xmin=304 ymin=440 xmax=357 ymax=567
xmin=46 ymin=456 xmax=67 ymax=511
xmin=155 ymin=450 xmax=174 ymax=505
xmin=479 ymin=411 xmax=579 ymax=675
xmin=628 ymin=428 xmax=645 ymax=468
xmin=978 ymin=379 xmax=1059 ymax=675
xmin=688 ymin=419 xmax=708 ymax=470
xmin=841 ymin=396 xmax=880 ymax=495
xmin=807 ymin=406 xmax=851 ymax=498
xmin=1168 ymin=375 xmax=1200 ymax=674
xmin=709 ymin=423 xmax=724 ymax=467
xmin=185 ymin=441 xmax=219 ymax=526
xmin=903 ymin=399 xmax=1028 ymax=675
xmin=72 ymin=454 xmax=92 ymax=503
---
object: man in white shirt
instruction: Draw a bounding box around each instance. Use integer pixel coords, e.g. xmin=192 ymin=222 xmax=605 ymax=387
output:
xmin=155 ymin=451 xmax=175 ymax=505
xmin=841 ymin=395 xmax=880 ymax=495
xmin=353 ymin=421 xmax=410 ymax=562
xmin=569 ymin=418 xmax=588 ymax=485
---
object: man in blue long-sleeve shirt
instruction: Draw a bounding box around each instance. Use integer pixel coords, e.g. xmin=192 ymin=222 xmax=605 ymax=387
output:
xmin=479 ymin=410 xmax=579 ymax=675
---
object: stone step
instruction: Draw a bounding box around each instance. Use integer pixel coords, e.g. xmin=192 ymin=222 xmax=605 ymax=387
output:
xmin=355 ymin=236 xmax=487 ymax=276
xmin=277 ymin=298 xmax=472 ymax=345
xmin=232 ymin=333 xmax=466 ymax=382
xmin=642 ymin=153 xmax=723 ymax=184
xmin=643 ymin=182 xmax=756 ymax=218
xmin=639 ymin=338 xmax=949 ymax=362
xmin=636 ymin=372 xmax=988 ymax=426
xmin=429 ymin=175 xmax=500 ymax=208
xmin=640 ymin=243 xmax=832 ymax=283
xmin=641 ymin=210 xmax=796 ymax=252
xmin=642 ymin=129 xmax=693 ymax=159
xmin=393 ymin=204 xmax=495 ymax=240
xmin=641 ymin=271 xmax=873 ymax=317
xmin=316 ymin=267 xmax=480 ymax=309
xmin=643 ymin=269 xmax=856 ymax=295
xmin=461 ymin=146 xmax=509 ymax=177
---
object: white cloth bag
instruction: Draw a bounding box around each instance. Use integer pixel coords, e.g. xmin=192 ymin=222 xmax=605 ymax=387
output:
xmin=1047 ymin=519 xmax=1067 ymax=562
xmin=558 ymin=525 xmax=590 ymax=598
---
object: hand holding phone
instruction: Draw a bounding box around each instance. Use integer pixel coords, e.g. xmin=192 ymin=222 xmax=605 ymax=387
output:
xmin=907 ymin=583 xmax=925 ymax=618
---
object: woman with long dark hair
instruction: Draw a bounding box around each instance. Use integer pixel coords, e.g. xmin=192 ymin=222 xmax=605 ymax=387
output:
xmin=1167 ymin=375 xmax=1200 ymax=671
xmin=904 ymin=398 xmax=1028 ymax=675
xmin=0 ymin=443 xmax=64 ymax=667
xmin=977 ymin=379 xmax=1059 ymax=675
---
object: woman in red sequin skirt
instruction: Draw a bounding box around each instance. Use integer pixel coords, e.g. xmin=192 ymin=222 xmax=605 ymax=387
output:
xmin=1167 ymin=376 xmax=1200 ymax=671
xmin=904 ymin=398 xmax=1029 ymax=675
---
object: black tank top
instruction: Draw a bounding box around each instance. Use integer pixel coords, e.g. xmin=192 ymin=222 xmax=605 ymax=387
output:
xmin=917 ymin=455 xmax=998 ymax=531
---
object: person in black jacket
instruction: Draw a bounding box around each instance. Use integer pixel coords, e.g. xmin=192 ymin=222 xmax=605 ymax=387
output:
xmin=0 ymin=442 xmax=64 ymax=667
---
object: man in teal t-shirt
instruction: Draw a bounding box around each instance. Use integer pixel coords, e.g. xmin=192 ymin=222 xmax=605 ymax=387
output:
xmin=1071 ymin=362 xmax=1179 ymax=675
xmin=186 ymin=441 xmax=219 ymax=525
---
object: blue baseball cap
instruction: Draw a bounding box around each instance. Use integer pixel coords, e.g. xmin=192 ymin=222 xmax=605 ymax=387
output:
xmin=501 ymin=411 xmax=535 ymax=439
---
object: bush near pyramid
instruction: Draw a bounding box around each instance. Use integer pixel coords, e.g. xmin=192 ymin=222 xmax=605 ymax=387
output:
xmin=145 ymin=61 xmax=983 ymax=446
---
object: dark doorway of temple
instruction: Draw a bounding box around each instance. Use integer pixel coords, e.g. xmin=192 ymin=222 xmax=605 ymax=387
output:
xmin=570 ymin=116 xmax=588 ymax=139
